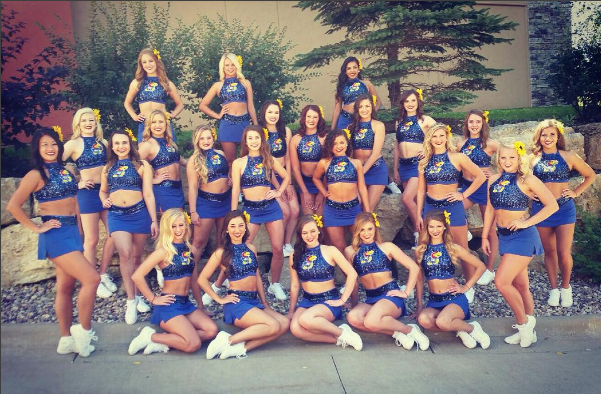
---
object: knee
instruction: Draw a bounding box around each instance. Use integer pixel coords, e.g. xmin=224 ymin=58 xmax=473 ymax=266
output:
xmin=297 ymin=313 xmax=312 ymax=329
xmin=346 ymin=311 xmax=364 ymax=329
xmin=290 ymin=319 xmax=303 ymax=337
xmin=435 ymin=317 xmax=453 ymax=332
xmin=265 ymin=320 xmax=281 ymax=337
xmin=118 ymin=250 xmax=132 ymax=263
xmin=290 ymin=204 xmax=300 ymax=217
xmin=401 ymin=193 xmax=413 ymax=206
xmin=271 ymin=248 xmax=284 ymax=260
xmin=557 ymin=250 xmax=573 ymax=264
xmin=184 ymin=337 xmax=201 ymax=353
xmin=494 ymin=275 xmax=510 ymax=293
xmin=56 ymin=281 xmax=76 ymax=295
xmin=206 ymin=323 xmax=219 ymax=340
xmin=417 ymin=314 xmax=434 ymax=330
xmin=282 ymin=209 xmax=290 ymax=222
xmin=363 ymin=315 xmax=381 ymax=332
xmin=84 ymin=234 xmax=99 ymax=248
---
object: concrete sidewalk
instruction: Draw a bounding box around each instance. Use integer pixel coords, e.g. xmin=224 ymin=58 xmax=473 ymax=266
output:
xmin=2 ymin=315 xmax=601 ymax=394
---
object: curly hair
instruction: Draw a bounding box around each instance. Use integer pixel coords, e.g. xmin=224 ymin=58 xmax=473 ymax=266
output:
xmin=134 ymin=48 xmax=171 ymax=94
xmin=190 ymin=125 xmax=214 ymax=185
xmin=398 ymin=89 xmax=426 ymax=122
xmin=298 ymin=105 xmax=328 ymax=137
xmin=531 ymin=119 xmax=567 ymax=156
xmin=415 ymin=210 xmax=458 ymax=267
xmin=322 ymin=129 xmax=352 ymax=160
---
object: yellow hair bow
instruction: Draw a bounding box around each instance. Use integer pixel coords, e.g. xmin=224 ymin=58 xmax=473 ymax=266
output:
xmin=513 ymin=141 xmax=526 ymax=156
xmin=124 ymin=127 xmax=137 ymax=142
xmin=276 ymin=99 xmax=283 ymax=109
xmin=443 ymin=210 xmax=451 ymax=225
xmin=237 ymin=55 xmax=243 ymax=67
xmin=165 ymin=112 xmax=170 ymax=124
xmin=318 ymin=105 xmax=324 ymax=119
xmin=356 ymin=57 xmax=363 ymax=70
xmin=93 ymin=108 xmax=101 ymax=122
xmin=415 ymin=88 xmax=423 ymax=101
xmin=372 ymin=95 xmax=377 ymax=107
xmin=153 ymin=48 xmax=161 ymax=61
xmin=312 ymin=214 xmax=323 ymax=228
xmin=211 ymin=128 xmax=218 ymax=141
xmin=556 ymin=121 xmax=565 ymax=135
xmin=263 ymin=128 xmax=269 ymax=140
xmin=243 ymin=210 xmax=251 ymax=223
xmin=184 ymin=211 xmax=191 ymax=225
xmin=446 ymin=125 xmax=452 ymax=135
xmin=52 ymin=125 xmax=63 ymax=142
xmin=343 ymin=128 xmax=351 ymax=140
xmin=372 ymin=212 xmax=380 ymax=228
xmin=482 ymin=110 xmax=489 ymax=123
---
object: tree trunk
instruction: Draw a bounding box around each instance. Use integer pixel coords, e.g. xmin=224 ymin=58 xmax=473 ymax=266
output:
xmin=386 ymin=44 xmax=400 ymax=116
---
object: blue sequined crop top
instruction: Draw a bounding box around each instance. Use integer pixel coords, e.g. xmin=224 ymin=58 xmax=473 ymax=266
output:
xmin=533 ymin=151 xmax=570 ymax=183
xmin=352 ymin=243 xmax=391 ymax=277
xmin=137 ymin=77 xmax=167 ymax=104
xmin=220 ymin=77 xmax=247 ymax=104
xmin=241 ymin=155 xmax=270 ymax=189
xmin=149 ymin=137 xmax=180 ymax=169
xmin=460 ymin=138 xmax=492 ymax=168
xmin=297 ymin=245 xmax=335 ymax=283
xmin=107 ymin=159 xmax=143 ymax=193
xmin=229 ymin=243 xmax=258 ymax=281
xmin=268 ymin=131 xmax=287 ymax=159
xmin=297 ymin=133 xmax=322 ymax=162
xmin=342 ymin=79 xmax=369 ymax=106
xmin=424 ymin=152 xmax=461 ymax=185
xmin=75 ymin=137 xmax=106 ymax=170
xmin=33 ymin=163 xmax=78 ymax=203
xmin=205 ymin=149 xmax=229 ymax=183
xmin=421 ymin=243 xmax=455 ymax=280
xmin=352 ymin=121 xmax=375 ymax=150
xmin=489 ymin=172 xmax=530 ymax=211
xmin=162 ymin=243 xmax=195 ymax=280
xmin=326 ymin=156 xmax=357 ymax=184
xmin=396 ymin=115 xmax=424 ymax=144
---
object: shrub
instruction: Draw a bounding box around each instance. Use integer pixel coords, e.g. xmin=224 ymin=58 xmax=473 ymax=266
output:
xmin=573 ymin=206 xmax=601 ymax=283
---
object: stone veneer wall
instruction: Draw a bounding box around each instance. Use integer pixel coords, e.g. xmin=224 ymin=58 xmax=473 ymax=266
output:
xmin=528 ymin=1 xmax=572 ymax=106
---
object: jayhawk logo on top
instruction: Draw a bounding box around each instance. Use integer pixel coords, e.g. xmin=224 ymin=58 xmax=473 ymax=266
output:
xmin=462 ymin=144 xmax=476 ymax=156
xmin=252 ymin=163 xmax=264 ymax=176
xmin=427 ymin=251 xmax=442 ymax=266
xmin=145 ymin=82 xmax=158 ymax=92
xmin=334 ymin=161 xmax=348 ymax=173
xmin=166 ymin=146 xmax=176 ymax=153
xmin=113 ymin=165 xmax=128 ymax=178
xmin=542 ymin=160 xmax=558 ymax=172
xmin=241 ymin=251 xmax=252 ymax=265
xmin=355 ymin=128 xmax=368 ymax=141
xmin=226 ymin=82 xmax=238 ymax=92
xmin=359 ymin=249 xmax=374 ymax=265
xmin=302 ymin=254 xmax=317 ymax=270
xmin=59 ymin=169 xmax=72 ymax=183
xmin=492 ymin=179 xmax=510 ymax=193
xmin=399 ymin=120 xmax=413 ymax=132
xmin=301 ymin=140 xmax=315 ymax=154
xmin=428 ymin=161 xmax=444 ymax=174
xmin=210 ymin=154 xmax=221 ymax=165
xmin=272 ymin=138 xmax=283 ymax=151
xmin=181 ymin=250 xmax=192 ymax=265
xmin=91 ymin=142 xmax=103 ymax=155
xmin=349 ymin=82 xmax=361 ymax=92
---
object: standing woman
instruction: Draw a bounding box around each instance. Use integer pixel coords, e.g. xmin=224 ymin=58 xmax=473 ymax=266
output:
xmin=393 ymin=89 xmax=436 ymax=246
xmin=259 ymin=99 xmax=300 ymax=257
xmin=198 ymin=53 xmax=258 ymax=169
xmin=331 ymin=56 xmax=381 ymax=130
xmin=345 ymin=212 xmax=429 ymax=350
xmin=231 ymin=126 xmax=290 ymax=301
xmin=288 ymin=215 xmax=362 ymax=350
xmin=416 ymin=123 xmax=486 ymax=303
xmin=458 ymin=109 xmax=500 ymax=285
xmin=530 ymin=120 xmax=596 ymax=307
xmin=313 ymin=129 xmax=370 ymax=253
xmin=289 ymin=105 xmax=328 ymax=216
xmin=348 ymin=94 xmax=388 ymax=210
xmin=63 ymin=107 xmax=117 ymax=298
xmin=482 ymin=143 xmax=558 ymax=347
xmin=124 ymin=48 xmax=184 ymax=142
xmin=100 ymin=130 xmax=159 ymax=325
xmin=7 ymin=129 xmax=100 ymax=357
xmin=198 ymin=210 xmax=290 ymax=360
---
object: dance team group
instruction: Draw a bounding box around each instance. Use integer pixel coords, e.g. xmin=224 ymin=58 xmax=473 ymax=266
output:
xmin=6 ymin=50 xmax=596 ymax=360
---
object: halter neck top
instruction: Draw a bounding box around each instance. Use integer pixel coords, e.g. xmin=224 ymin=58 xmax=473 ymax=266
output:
xmin=268 ymin=131 xmax=287 ymax=159
xmin=352 ymin=242 xmax=391 ymax=277
xmin=352 ymin=121 xmax=375 ymax=150
xmin=396 ymin=115 xmax=424 ymax=144
xmin=296 ymin=245 xmax=335 ymax=283
xmin=162 ymin=243 xmax=195 ymax=280
xmin=326 ymin=156 xmax=357 ymax=184
xmin=75 ymin=137 xmax=106 ymax=170
xmin=33 ymin=163 xmax=78 ymax=203
xmin=149 ymin=137 xmax=179 ymax=169
xmin=204 ymin=149 xmax=229 ymax=184
xmin=424 ymin=152 xmax=461 ymax=185
xmin=460 ymin=138 xmax=492 ymax=168
xmin=229 ymin=243 xmax=258 ymax=281
xmin=489 ymin=172 xmax=530 ymax=211
xmin=421 ymin=243 xmax=455 ymax=280
xmin=533 ymin=151 xmax=570 ymax=183
xmin=297 ymin=133 xmax=322 ymax=162
xmin=107 ymin=159 xmax=143 ymax=193
xmin=137 ymin=76 xmax=167 ymax=104
xmin=241 ymin=155 xmax=270 ymax=189
xmin=342 ymin=78 xmax=369 ymax=106
xmin=220 ymin=77 xmax=247 ymax=104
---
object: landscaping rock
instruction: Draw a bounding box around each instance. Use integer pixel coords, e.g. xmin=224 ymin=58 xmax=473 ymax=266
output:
xmin=1 ymin=178 xmax=31 ymax=226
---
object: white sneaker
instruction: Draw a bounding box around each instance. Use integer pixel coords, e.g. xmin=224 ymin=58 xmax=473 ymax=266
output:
xmin=411 ymin=232 xmax=419 ymax=251
xmin=336 ymin=323 xmax=351 ymax=346
xmin=399 ymin=285 xmax=415 ymax=299
xmin=206 ymin=331 xmax=231 ymax=360
xmin=203 ymin=283 xmax=221 ymax=306
xmin=128 ymin=326 xmax=155 ymax=355
xmin=283 ymin=243 xmax=294 ymax=258
xmin=407 ymin=324 xmax=430 ymax=350
xmin=467 ymin=230 xmax=473 ymax=242
xmin=238 ymin=193 xmax=244 ymax=204
xmin=547 ymin=288 xmax=560 ymax=307
xmin=136 ymin=296 xmax=151 ymax=313
xmin=268 ymin=283 xmax=287 ymax=301
xmin=505 ymin=329 xmax=538 ymax=345
xmin=469 ymin=321 xmax=490 ymax=349
xmin=223 ymin=279 xmax=230 ymax=289
xmin=125 ymin=299 xmax=138 ymax=325
xmin=156 ymin=267 xmax=164 ymax=289
xmin=393 ymin=331 xmax=415 ymax=350
xmin=96 ymin=282 xmax=113 ymax=299
xmin=517 ymin=315 xmax=536 ymax=348
xmin=219 ymin=341 xmax=247 ymax=359
xmin=143 ymin=342 xmax=169 ymax=355
xmin=337 ymin=324 xmax=363 ymax=351
xmin=387 ymin=182 xmax=402 ymax=195
xmin=339 ymin=286 xmax=345 ymax=295
xmin=477 ymin=270 xmax=495 ymax=286
xmin=457 ymin=330 xmax=477 ymax=349
xmin=57 ymin=336 xmax=78 ymax=354
xmin=69 ymin=324 xmax=98 ymax=357
xmin=560 ymin=286 xmax=573 ymax=307
xmin=100 ymin=273 xmax=118 ymax=293
xmin=465 ymin=287 xmax=475 ymax=304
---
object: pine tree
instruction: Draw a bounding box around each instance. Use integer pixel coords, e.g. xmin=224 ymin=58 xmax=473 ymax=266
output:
xmin=294 ymin=1 xmax=518 ymax=114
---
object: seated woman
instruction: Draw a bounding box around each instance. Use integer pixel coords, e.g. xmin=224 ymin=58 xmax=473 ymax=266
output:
xmin=128 ymin=208 xmax=218 ymax=355
xmin=288 ymin=215 xmax=362 ymax=350
xmin=198 ymin=210 xmax=290 ymax=360
xmin=345 ymin=212 xmax=429 ymax=350
xmin=415 ymin=210 xmax=490 ymax=349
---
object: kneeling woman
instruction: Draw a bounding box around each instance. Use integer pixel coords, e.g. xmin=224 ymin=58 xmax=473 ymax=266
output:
xmin=128 ymin=208 xmax=218 ymax=355
xmin=288 ymin=215 xmax=362 ymax=350
xmin=198 ymin=210 xmax=289 ymax=360
xmin=415 ymin=211 xmax=490 ymax=349
xmin=345 ymin=212 xmax=429 ymax=350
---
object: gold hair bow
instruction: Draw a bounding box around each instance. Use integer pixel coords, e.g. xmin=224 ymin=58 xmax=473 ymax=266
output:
xmin=124 ymin=127 xmax=137 ymax=142
xmin=513 ymin=141 xmax=526 ymax=156
xmin=443 ymin=210 xmax=451 ymax=225
xmin=153 ymin=48 xmax=161 ymax=61
xmin=52 ymin=125 xmax=63 ymax=142
xmin=372 ymin=212 xmax=380 ymax=228
xmin=243 ymin=210 xmax=251 ymax=223
xmin=312 ymin=214 xmax=323 ymax=228
xmin=415 ymin=88 xmax=423 ymax=101
xmin=93 ymin=108 xmax=101 ymax=122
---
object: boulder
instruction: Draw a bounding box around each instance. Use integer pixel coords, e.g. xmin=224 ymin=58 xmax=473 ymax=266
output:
xmin=1 ymin=178 xmax=31 ymax=226
xmin=575 ymin=122 xmax=601 ymax=171
xmin=570 ymin=175 xmax=601 ymax=217
xmin=374 ymin=193 xmax=409 ymax=242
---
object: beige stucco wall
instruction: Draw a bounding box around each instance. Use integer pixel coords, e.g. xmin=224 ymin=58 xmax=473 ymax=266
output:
xmin=70 ymin=1 xmax=530 ymax=127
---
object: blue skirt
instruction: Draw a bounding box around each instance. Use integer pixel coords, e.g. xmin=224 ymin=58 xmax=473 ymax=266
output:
xmin=364 ymin=281 xmax=406 ymax=314
xmin=297 ymin=288 xmax=342 ymax=320
xmin=243 ymin=198 xmax=283 ymax=224
xmin=364 ymin=157 xmax=389 ymax=186
xmin=336 ymin=110 xmax=353 ymax=130
xmin=427 ymin=292 xmax=470 ymax=320
xmin=151 ymin=294 xmax=197 ymax=325
xmin=153 ymin=180 xmax=185 ymax=212
xmin=223 ymin=290 xmax=265 ymax=324
xmin=460 ymin=177 xmax=488 ymax=206
xmin=532 ymin=197 xmax=576 ymax=227
xmin=422 ymin=195 xmax=467 ymax=227
xmin=138 ymin=122 xmax=176 ymax=143
xmin=497 ymin=225 xmax=544 ymax=257
xmin=218 ymin=113 xmax=251 ymax=143
xmin=108 ymin=200 xmax=152 ymax=235
xmin=397 ymin=156 xmax=419 ymax=183
xmin=38 ymin=216 xmax=83 ymax=260
xmin=301 ymin=174 xmax=320 ymax=194
xmin=323 ymin=198 xmax=362 ymax=227
xmin=77 ymin=185 xmax=105 ymax=214
xmin=196 ymin=189 xmax=231 ymax=219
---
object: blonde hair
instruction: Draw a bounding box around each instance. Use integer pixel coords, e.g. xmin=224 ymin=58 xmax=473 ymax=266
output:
xmin=191 ymin=125 xmax=213 ymax=185
xmin=498 ymin=144 xmax=531 ymax=180
xmin=415 ymin=210 xmax=459 ymax=267
xmin=71 ymin=107 xmax=103 ymax=141
xmin=419 ymin=122 xmax=455 ymax=172
xmin=531 ymin=119 xmax=567 ymax=156
xmin=155 ymin=208 xmax=192 ymax=265
xmin=135 ymin=48 xmax=171 ymax=93
xmin=142 ymin=110 xmax=178 ymax=150
xmin=219 ymin=53 xmax=245 ymax=81
xmin=351 ymin=212 xmax=383 ymax=251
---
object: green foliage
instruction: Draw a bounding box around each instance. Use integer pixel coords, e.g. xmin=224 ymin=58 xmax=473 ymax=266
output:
xmin=573 ymin=206 xmax=601 ymax=283
xmin=1 ymin=145 xmax=31 ymax=177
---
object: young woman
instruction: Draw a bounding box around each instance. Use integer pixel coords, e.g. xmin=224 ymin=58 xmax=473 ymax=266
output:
xmin=393 ymin=89 xmax=436 ymax=246
xmin=128 ymin=208 xmax=218 ymax=356
xmin=482 ymin=143 xmax=558 ymax=347
xmin=198 ymin=210 xmax=290 ymax=360
xmin=198 ymin=53 xmax=258 ymax=168
xmin=331 ymin=56 xmax=381 ymax=130
xmin=458 ymin=109 xmax=501 ymax=286
xmin=416 ymin=123 xmax=486 ymax=303
xmin=231 ymin=126 xmax=290 ymax=301
xmin=415 ymin=210 xmax=490 ymax=349
xmin=100 ymin=130 xmax=159 ymax=325
xmin=348 ymin=94 xmax=388 ymax=210
xmin=313 ymin=129 xmax=370 ymax=253
xmin=259 ymin=99 xmax=299 ymax=257
xmin=289 ymin=105 xmax=328 ymax=216
xmin=345 ymin=212 xmax=429 ymax=350
xmin=124 ymin=48 xmax=184 ymax=142
xmin=288 ymin=215 xmax=362 ymax=350
xmin=530 ymin=119 xmax=596 ymax=307
xmin=7 ymin=129 xmax=100 ymax=357
xmin=62 ymin=107 xmax=117 ymax=298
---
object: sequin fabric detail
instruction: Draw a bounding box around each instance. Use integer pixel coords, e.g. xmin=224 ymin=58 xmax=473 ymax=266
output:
xmin=325 ymin=198 xmax=359 ymax=210
xmin=75 ymin=137 xmax=106 ymax=170
xmin=424 ymin=152 xmax=461 ymax=185
xmin=365 ymin=281 xmax=400 ymax=298
xmin=241 ymin=155 xmax=270 ymax=189
xmin=396 ymin=115 xmax=424 ymax=143
xmin=533 ymin=151 xmax=570 ymax=183
xmin=220 ymin=77 xmax=247 ymax=104
xmin=421 ymin=243 xmax=455 ymax=280
xmin=229 ymin=243 xmax=258 ymax=281
xmin=297 ymin=133 xmax=322 ymax=162
xmin=460 ymin=138 xmax=491 ymax=168
xmin=489 ymin=172 xmax=530 ymax=211
xmin=33 ymin=163 xmax=78 ymax=203
xmin=342 ymin=78 xmax=369 ymax=106
xmin=149 ymin=137 xmax=180 ymax=169
xmin=107 ymin=159 xmax=142 ymax=193
xmin=162 ymin=243 xmax=195 ymax=280
xmin=268 ymin=131 xmax=287 ymax=158
xmin=326 ymin=156 xmax=357 ymax=184
xmin=353 ymin=242 xmax=391 ymax=277
xmin=205 ymin=149 xmax=229 ymax=183
xmin=137 ymin=76 xmax=167 ymax=104
xmin=297 ymin=245 xmax=335 ymax=283
xmin=109 ymin=200 xmax=145 ymax=215
xmin=41 ymin=215 xmax=77 ymax=226
xmin=352 ymin=121 xmax=375 ymax=150
xmin=302 ymin=288 xmax=340 ymax=303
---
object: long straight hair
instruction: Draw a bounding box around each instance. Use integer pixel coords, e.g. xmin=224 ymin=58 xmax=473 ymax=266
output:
xmin=142 ymin=109 xmax=178 ymax=150
xmin=219 ymin=210 xmax=249 ymax=278
xmin=531 ymin=119 xmax=567 ymax=156
xmin=31 ymin=129 xmax=65 ymax=184
xmin=462 ymin=109 xmax=490 ymax=149
xmin=415 ymin=210 xmax=458 ymax=267
xmin=398 ymin=89 xmax=426 ymax=121
xmin=349 ymin=94 xmax=377 ymax=135
xmin=134 ymin=48 xmax=171 ymax=93
xmin=105 ymin=130 xmax=142 ymax=171
xmin=239 ymin=125 xmax=275 ymax=183
xmin=292 ymin=215 xmax=325 ymax=270
xmin=259 ymin=100 xmax=287 ymax=141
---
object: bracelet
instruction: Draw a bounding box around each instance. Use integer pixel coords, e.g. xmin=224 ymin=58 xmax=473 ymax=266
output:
xmin=190 ymin=211 xmax=197 ymax=214
xmin=150 ymin=294 xmax=156 ymax=304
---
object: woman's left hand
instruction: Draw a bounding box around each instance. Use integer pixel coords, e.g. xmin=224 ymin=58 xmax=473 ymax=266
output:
xmin=265 ymin=189 xmax=281 ymax=200
xmin=562 ymin=188 xmax=577 ymax=198
xmin=150 ymin=222 xmax=159 ymax=239
xmin=448 ymin=282 xmax=468 ymax=294
xmin=507 ymin=218 xmax=528 ymax=231
xmin=386 ymin=289 xmax=408 ymax=299
xmin=446 ymin=191 xmax=464 ymax=203
xmin=325 ymin=298 xmax=345 ymax=307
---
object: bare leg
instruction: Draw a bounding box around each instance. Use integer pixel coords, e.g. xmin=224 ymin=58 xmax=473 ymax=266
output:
xmin=537 ymin=226 xmax=559 ymax=289
xmin=361 ymin=299 xmax=409 ymax=335
xmin=80 ymin=212 xmax=100 ymax=267
xmin=221 ymin=142 xmax=238 ymax=170
xmin=54 ymin=264 xmax=76 ymax=336
xmin=478 ymin=204 xmax=498 ymax=271
xmin=154 ymin=310 xmax=218 ymax=352
xmin=430 ymin=304 xmax=472 ymax=332
xmin=495 ymin=254 xmax=533 ymax=325
xmin=112 ymin=231 xmax=135 ymax=300
xmin=401 ymin=177 xmax=419 ymax=231
xmin=282 ymin=187 xmax=300 ymax=245
xmin=290 ymin=307 xmax=339 ymax=343
xmin=512 ymin=268 xmax=534 ymax=316
xmin=98 ymin=210 xmax=115 ymax=276
xmin=230 ymin=307 xmax=290 ymax=351
xmin=451 ymin=224 xmax=474 ymax=281
xmin=556 ymin=224 xmax=575 ymax=289
xmin=246 ymin=222 xmax=261 ymax=244
xmin=131 ymin=233 xmax=149 ymax=297
xmin=265 ymin=219 xmax=285 ymax=283
xmin=325 ymin=226 xmax=346 ymax=253
xmin=367 ymin=185 xmax=386 ymax=212
xmin=191 ymin=218 xmax=215 ymax=266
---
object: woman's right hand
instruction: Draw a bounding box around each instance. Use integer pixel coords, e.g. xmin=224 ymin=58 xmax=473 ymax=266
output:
xmin=153 ymin=172 xmax=170 ymax=185
xmin=482 ymin=238 xmax=491 ymax=256
xmin=102 ymin=198 xmax=113 ymax=209
xmin=152 ymin=294 xmax=176 ymax=306
xmin=303 ymin=192 xmax=316 ymax=210
xmin=218 ymin=104 xmax=231 ymax=119
xmin=191 ymin=212 xmax=201 ymax=225
xmin=393 ymin=172 xmax=401 ymax=185
xmin=133 ymin=113 xmax=145 ymax=123
xmin=78 ymin=178 xmax=95 ymax=190
xmin=36 ymin=219 xmax=61 ymax=234
xmin=218 ymin=293 xmax=239 ymax=305
xmin=415 ymin=217 xmax=424 ymax=233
